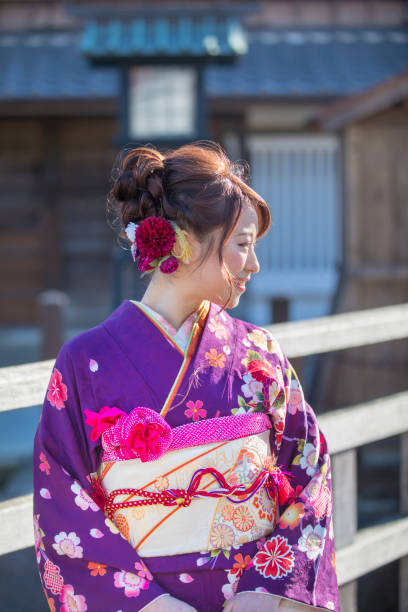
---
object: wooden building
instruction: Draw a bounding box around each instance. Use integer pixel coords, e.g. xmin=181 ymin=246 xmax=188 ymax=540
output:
xmin=1 ymin=0 xmax=408 ymax=331
xmin=313 ymin=70 xmax=408 ymax=413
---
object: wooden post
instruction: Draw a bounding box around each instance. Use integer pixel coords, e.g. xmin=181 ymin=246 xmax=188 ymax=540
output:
xmin=399 ymin=433 xmax=408 ymax=612
xmin=37 ymin=289 xmax=70 ymax=360
xmin=332 ymin=449 xmax=358 ymax=612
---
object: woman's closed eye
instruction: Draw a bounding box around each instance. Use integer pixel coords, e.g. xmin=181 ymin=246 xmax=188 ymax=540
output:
xmin=239 ymin=241 xmax=257 ymax=249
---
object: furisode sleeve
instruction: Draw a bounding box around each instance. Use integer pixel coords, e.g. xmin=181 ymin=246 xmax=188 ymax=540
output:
xmin=33 ymin=342 xmax=169 ymax=611
xmin=234 ymin=348 xmax=340 ymax=612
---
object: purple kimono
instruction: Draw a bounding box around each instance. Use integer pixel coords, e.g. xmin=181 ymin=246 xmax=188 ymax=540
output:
xmin=33 ymin=299 xmax=340 ymax=611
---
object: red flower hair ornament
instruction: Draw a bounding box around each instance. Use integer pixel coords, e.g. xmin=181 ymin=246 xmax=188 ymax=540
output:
xmin=125 ymin=216 xmax=192 ymax=276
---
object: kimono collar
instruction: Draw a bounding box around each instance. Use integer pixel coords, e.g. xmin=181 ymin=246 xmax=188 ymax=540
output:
xmin=131 ymin=300 xmax=202 ymax=352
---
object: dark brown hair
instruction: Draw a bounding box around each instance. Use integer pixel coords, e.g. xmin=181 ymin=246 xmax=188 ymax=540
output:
xmin=106 ymin=140 xmax=271 ymax=307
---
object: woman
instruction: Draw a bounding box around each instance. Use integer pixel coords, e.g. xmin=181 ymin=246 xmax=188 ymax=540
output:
xmin=33 ymin=141 xmax=340 ymax=612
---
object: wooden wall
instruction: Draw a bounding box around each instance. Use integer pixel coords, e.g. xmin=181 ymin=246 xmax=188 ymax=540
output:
xmin=315 ymin=102 xmax=408 ymax=413
xmin=0 ymin=116 xmax=118 ymax=325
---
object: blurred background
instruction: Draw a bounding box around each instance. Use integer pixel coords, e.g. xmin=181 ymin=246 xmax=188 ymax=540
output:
xmin=0 ymin=1 xmax=407 ymax=610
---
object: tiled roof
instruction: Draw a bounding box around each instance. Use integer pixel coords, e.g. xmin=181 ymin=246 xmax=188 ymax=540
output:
xmin=0 ymin=27 xmax=407 ymax=100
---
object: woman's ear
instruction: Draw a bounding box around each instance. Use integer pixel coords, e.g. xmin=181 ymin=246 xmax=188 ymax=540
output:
xmin=181 ymin=230 xmax=203 ymax=264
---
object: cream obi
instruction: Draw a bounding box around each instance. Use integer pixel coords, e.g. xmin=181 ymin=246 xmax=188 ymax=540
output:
xmin=97 ymin=430 xmax=279 ymax=557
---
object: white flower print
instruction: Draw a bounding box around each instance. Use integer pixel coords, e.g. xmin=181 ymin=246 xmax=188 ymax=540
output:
xmin=241 ymin=373 xmax=263 ymax=402
xmin=71 ymin=481 xmax=99 ymax=512
xmin=298 ymin=524 xmax=326 ymax=560
xmin=299 ymin=442 xmax=319 ymax=476
xmin=268 ymin=380 xmax=282 ymax=407
xmin=53 ymin=531 xmax=83 ymax=558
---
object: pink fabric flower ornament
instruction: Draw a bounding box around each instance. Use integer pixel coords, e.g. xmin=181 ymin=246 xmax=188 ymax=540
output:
xmin=101 ymin=406 xmax=173 ymax=462
xmin=159 ymin=255 xmax=179 ymax=274
xmin=84 ymin=406 xmax=127 ymax=442
xmin=137 ymin=254 xmax=156 ymax=273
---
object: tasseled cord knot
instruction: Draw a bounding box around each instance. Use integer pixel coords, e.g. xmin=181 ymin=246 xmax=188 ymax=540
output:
xmin=93 ymin=464 xmax=296 ymax=523
xmin=265 ymin=465 xmax=295 ymax=505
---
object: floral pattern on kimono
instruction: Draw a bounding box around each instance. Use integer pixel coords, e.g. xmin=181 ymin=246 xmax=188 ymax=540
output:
xmin=33 ymin=299 xmax=340 ymax=612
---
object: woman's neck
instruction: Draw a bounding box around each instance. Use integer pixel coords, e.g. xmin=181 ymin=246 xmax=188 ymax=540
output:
xmin=140 ymin=281 xmax=204 ymax=331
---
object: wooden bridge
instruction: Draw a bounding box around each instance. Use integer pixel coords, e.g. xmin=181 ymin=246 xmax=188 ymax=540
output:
xmin=1 ymin=302 xmax=407 ymax=611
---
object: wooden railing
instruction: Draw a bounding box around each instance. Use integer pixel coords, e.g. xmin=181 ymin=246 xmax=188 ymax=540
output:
xmin=1 ymin=302 xmax=408 ymax=611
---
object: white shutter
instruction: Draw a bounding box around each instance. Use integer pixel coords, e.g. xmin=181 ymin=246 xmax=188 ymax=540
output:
xmin=246 ymin=134 xmax=342 ymax=323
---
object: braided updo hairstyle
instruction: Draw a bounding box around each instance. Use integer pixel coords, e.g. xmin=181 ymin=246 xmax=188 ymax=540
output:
xmin=107 ymin=140 xmax=271 ymax=305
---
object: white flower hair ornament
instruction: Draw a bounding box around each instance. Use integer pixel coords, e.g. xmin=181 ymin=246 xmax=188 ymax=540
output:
xmin=125 ymin=216 xmax=192 ymax=276
xmin=125 ymin=221 xmax=139 ymax=262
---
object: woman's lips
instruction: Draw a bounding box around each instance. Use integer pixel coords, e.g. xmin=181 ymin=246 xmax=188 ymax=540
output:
xmin=234 ymin=280 xmax=247 ymax=292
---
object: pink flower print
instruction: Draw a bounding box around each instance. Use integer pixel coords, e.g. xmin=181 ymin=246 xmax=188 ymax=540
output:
xmin=184 ymin=400 xmax=206 ymax=421
xmin=179 ymin=573 xmax=194 ymax=583
xmin=134 ymin=560 xmax=153 ymax=581
xmin=288 ymin=383 xmax=303 ymax=415
xmin=47 ymin=368 xmax=68 ymax=410
xmin=59 ymin=584 xmax=88 ymax=612
xmin=71 ymin=481 xmax=99 ymax=512
xmin=53 ymin=531 xmax=83 ymax=559
xmin=43 ymin=559 xmax=64 ymax=595
xmin=89 ymin=359 xmax=99 ymax=372
xmin=221 ymin=579 xmax=238 ymax=600
xmin=256 ymin=536 xmax=266 ymax=550
xmin=114 ymin=570 xmax=150 ymax=597
xmin=33 ymin=514 xmax=45 ymax=562
xmin=39 ymin=452 xmax=50 ymax=475
xmin=302 ymin=479 xmax=332 ymax=520
xmin=208 ymin=317 xmax=229 ymax=340
xmin=253 ymin=535 xmax=295 ymax=579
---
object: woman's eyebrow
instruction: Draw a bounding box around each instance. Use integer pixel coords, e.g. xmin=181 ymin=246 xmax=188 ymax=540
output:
xmin=236 ymin=231 xmax=255 ymax=237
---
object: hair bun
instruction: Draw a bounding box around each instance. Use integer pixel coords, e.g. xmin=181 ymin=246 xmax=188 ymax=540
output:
xmin=109 ymin=146 xmax=167 ymax=227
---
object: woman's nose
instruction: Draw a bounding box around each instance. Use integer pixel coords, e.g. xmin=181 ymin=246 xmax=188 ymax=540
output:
xmin=247 ymin=247 xmax=260 ymax=274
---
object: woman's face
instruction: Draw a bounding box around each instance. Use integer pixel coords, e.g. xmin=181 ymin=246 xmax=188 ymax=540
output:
xmin=191 ymin=204 xmax=261 ymax=308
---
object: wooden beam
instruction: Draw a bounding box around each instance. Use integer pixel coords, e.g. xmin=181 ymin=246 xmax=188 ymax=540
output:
xmin=336 ymin=516 xmax=408 ymax=585
xmin=0 ymin=359 xmax=54 ymax=412
xmin=266 ymin=302 xmax=408 ymax=358
xmin=318 ymin=391 xmax=408 ymax=454
xmin=1 ymin=303 xmax=408 ymax=412
xmin=0 ymin=494 xmax=33 ymax=555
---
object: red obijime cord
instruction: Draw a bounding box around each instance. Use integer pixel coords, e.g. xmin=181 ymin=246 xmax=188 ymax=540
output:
xmin=103 ymin=465 xmax=295 ymax=522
